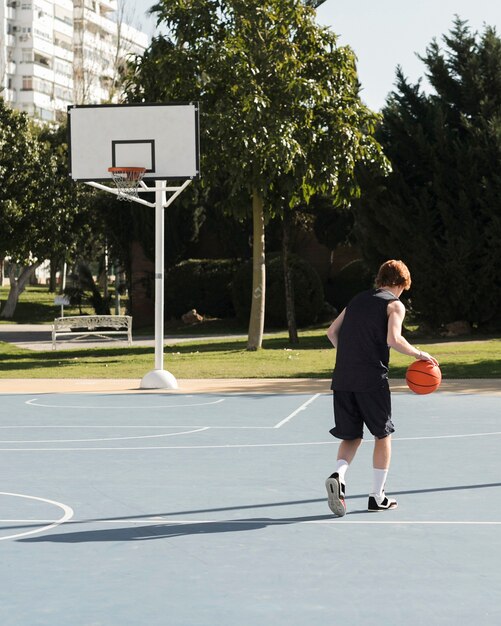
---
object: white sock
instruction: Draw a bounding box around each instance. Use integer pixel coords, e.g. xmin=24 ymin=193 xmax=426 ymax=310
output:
xmin=336 ymin=459 xmax=349 ymax=483
xmin=372 ymin=468 xmax=388 ymax=498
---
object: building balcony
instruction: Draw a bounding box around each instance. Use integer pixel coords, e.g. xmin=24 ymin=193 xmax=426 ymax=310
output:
xmin=99 ymin=0 xmax=118 ymax=12
xmin=56 ymin=0 xmax=74 ymax=11
xmin=17 ymin=90 xmax=36 ymax=105
xmin=32 ymin=37 xmax=54 ymax=56
xmin=53 ymin=19 xmax=73 ymax=40
xmin=53 ymin=46 xmax=73 ymax=62
xmin=54 ymin=73 xmax=73 ymax=88
xmin=31 ymin=90 xmax=53 ymax=108
xmin=3 ymin=89 xmax=16 ymax=103
xmin=33 ymin=64 xmax=55 ymax=82
xmin=76 ymin=8 xmax=117 ymax=36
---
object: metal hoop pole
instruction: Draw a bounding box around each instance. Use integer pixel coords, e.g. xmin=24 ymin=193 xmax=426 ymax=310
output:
xmin=155 ymin=179 xmax=166 ymax=372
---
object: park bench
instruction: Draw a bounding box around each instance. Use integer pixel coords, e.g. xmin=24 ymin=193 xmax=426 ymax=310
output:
xmin=52 ymin=315 xmax=132 ymax=350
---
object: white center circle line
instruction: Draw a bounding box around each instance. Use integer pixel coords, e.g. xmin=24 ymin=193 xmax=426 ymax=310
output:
xmin=0 ymin=426 xmax=209 ymax=443
xmin=26 ymin=398 xmax=225 ymax=409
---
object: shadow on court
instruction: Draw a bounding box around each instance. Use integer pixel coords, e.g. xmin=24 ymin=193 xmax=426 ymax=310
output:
xmin=19 ymin=514 xmax=334 ymax=543
xmin=16 ymin=481 xmax=501 ymax=543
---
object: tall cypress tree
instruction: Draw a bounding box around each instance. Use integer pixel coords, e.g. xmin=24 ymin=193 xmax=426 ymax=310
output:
xmin=355 ymin=18 xmax=501 ymax=328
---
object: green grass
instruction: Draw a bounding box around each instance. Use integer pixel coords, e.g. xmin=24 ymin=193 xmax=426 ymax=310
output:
xmin=1 ymin=286 xmax=500 ymax=379
xmin=0 ymin=285 xmax=95 ymax=323
xmin=0 ymin=330 xmax=499 ymax=379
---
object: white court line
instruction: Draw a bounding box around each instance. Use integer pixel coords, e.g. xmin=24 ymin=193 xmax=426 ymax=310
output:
xmin=0 ymin=425 xmax=279 ymax=430
xmin=0 ymin=493 xmax=74 ymax=541
xmin=3 ymin=518 xmax=500 ymax=526
xmin=25 ymin=398 xmax=225 ymax=409
xmin=4 ymin=517 xmax=501 ymax=528
xmin=0 ymin=425 xmax=210 ymax=429
xmin=0 ymin=442 xmax=332 ymax=451
xmin=0 ymin=427 xmax=209 ymax=444
xmin=382 ymin=431 xmax=501 ymax=442
xmin=27 ymin=518 xmax=501 ymax=526
xmin=273 ymin=394 xmax=321 ymax=428
xmin=1 ymin=430 xmax=501 ymax=452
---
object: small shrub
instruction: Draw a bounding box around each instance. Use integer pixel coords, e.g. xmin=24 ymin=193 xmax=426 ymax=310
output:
xmin=165 ymin=259 xmax=241 ymax=318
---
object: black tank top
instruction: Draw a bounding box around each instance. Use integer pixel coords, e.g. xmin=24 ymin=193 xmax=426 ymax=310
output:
xmin=331 ymin=288 xmax=399 ymax=392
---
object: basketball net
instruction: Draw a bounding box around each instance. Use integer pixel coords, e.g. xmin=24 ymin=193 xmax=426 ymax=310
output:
xmin=108 ymin=167 xmax=146 ymax=201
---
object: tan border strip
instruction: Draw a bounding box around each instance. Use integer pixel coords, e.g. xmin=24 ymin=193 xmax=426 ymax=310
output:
xmin=0 ymin=378 xmax=499 ymax=395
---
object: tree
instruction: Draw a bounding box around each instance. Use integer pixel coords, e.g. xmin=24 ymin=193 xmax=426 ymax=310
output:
xmin=0 ymin=106 xmax=91 ymax=319
xmin=125 ymin=0 xmax=387 ymax=348
xmin=0 ymin=100 xmax=43 ymax=317
xmin=354 ymin=18 xmax=501 ymax=328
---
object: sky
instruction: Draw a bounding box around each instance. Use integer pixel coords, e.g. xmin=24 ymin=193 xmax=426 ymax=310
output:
xmin=133 ymin=0 xmax=501 ymax=111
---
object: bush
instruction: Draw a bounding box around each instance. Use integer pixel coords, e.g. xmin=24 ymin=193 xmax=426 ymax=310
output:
xmin=165 ymin=259 xmax=241 ymax=318
xmin=231 ymin=253 xmax=324 ymax=328
xmin=325 ymin=259 xmax=373 ymax=311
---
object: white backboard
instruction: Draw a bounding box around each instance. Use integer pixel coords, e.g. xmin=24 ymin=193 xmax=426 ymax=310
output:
xmin=68 ymin=103 xmax=200 ymax=181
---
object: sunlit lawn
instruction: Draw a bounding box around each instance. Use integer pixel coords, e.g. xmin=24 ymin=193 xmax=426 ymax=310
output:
xmin=0 ymin=330 xmax=499 ymax=379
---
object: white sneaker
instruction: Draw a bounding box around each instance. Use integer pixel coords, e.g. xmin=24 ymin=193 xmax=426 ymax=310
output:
xmin=368 ymin=492 xmax=398 ymax=511
xmin=325 ymin=472 xmax=347 ymax=517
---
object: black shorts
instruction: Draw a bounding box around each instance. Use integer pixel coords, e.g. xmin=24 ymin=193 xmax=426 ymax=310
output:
xmin=330 ymin=382 xmax=394 ymax=440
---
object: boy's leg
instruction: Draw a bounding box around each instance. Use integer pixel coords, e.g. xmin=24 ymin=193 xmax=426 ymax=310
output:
xmin=369 ymin=435 xmax=397 ymax=511
xmin=326 ymin=438 xmax=362 ymax=517
xmin=327 ymin=392 xmax=364 ymax=516
xmin=373 ymin=434 xmax=391 ymax=470
xmin=336 ymin=438 xmax=362 ymax=480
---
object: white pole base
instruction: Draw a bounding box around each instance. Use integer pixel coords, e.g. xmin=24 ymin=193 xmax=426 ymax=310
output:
xmin=140 ymin=369 xmax=179 ymax=390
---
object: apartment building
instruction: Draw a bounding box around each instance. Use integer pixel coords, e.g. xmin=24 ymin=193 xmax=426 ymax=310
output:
xmin=0 ymin=0 xmax=148 ymax=123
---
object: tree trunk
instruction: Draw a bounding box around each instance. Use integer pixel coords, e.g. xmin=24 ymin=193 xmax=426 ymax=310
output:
xmin=49 ymin=258 xmax=58 ymax=293
xmin=0 ymin=262 xmax=41 ymax=319
xmin=282 ymin=213 xmax=299 ymax=344
xmin=247 ymin=188 xmax=266 ymax=351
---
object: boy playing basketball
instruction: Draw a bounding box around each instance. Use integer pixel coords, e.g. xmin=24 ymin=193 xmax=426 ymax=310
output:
xmin=325 ymin=260 xmax=438 ymax=516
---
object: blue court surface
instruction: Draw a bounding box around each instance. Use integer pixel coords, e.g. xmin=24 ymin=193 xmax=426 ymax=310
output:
xmin=0 ymin=390 xmax=500 ymax=626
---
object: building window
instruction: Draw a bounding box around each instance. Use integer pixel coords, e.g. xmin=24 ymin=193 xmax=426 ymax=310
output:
xmin=22 ymin=49 xmax=34 ymax=62
xmin=34 ymin=78 xmax=53 ymax=95
xmin=22 ymin=76 xmax=33 ymax=90
xmin=34 ymin=107 xmax=54 ymax=121
xmin=55 ymin=59 xmax=72 ymax=77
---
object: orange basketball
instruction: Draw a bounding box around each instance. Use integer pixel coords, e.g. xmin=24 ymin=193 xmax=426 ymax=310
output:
xmin=406 ymin=360 xmax=442 ymax=395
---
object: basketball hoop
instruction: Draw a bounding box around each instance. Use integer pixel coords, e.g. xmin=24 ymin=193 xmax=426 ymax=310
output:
xmin=108 ymin=166 xmax=146 ymax=201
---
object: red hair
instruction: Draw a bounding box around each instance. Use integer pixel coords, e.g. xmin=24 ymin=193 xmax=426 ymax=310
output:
xmin=375 ymin=260 xmax=411 ymax=290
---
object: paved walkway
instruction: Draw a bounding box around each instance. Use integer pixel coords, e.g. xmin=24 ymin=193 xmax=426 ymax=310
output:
xmin=0 ymin=323 xmax=246 ymax=351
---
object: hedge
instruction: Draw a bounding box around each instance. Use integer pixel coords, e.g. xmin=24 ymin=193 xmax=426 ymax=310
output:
xmin=231 ymin=253 xmax=324 ymax=328
xmin=165 ymin=259 xmax=241 ymax=318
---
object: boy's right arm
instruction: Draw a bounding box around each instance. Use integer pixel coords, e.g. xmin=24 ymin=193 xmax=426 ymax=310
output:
xmin=387 ymin=301 xmax=438 ymax=364
xmin=327 ymin=308 xmax=346 ymax=348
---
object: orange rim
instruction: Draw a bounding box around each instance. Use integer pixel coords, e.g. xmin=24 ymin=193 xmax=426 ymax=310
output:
xmin=108 ymin=167 xmax=146 ymax=173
